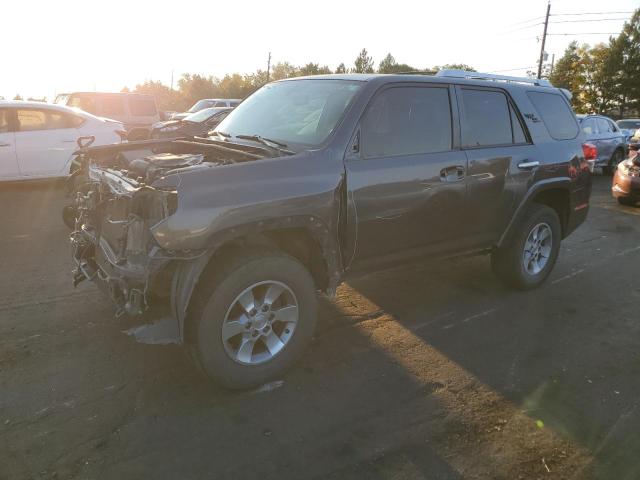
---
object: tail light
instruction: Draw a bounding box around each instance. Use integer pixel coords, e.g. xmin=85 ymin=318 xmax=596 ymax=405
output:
xmin=115 ymin=129 xmax=128 ymax=142
xmin=582 ymin=143 xmax=597 ymax=172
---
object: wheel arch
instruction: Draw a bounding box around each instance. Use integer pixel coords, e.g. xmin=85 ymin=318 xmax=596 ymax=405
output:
xmin=170 ymin=216 xmax=342 ymax=342
xmin=498 ymin=178 xmax=572 ymax=248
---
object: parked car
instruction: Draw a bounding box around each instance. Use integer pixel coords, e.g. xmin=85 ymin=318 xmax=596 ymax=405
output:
xmin=0 ymin=101 xmax=124 ymax=182
xmin=150 ymin=107 xmax=232 ymax=139
xmin=577 ymin=114 xmax=627 ymax=174
xmin=67 ymin=71 xmax=592 ymax=389
xmin=617 ymin=119 xmax=640 ymax=144
xmin=171 ymin=98 xmax=241 ymax=120
xmin=612 ymin=144 xmax=640 ymax=206
xmin=54 ymin=92 xmax=160 ymax=136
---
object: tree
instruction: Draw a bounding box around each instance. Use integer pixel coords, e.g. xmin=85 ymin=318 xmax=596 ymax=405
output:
xmin=377 ymin=53 xmax=416 ymax=73
xmin=615 ymin=9 xmax=640 ymax=116
xmin=432 ymin=63 xmax=475 ymax=72
xmin=549 ymin=42 xmax=586 ymax=110
xmin=270 ymin=62 xmax=300 ymax=80
xmin=335 ymin=63 xmax=347 ymax=74
xmin=177 ymin=73 xmax=220 ymax=108
xmin=299 ymin=63 xmax=332 ymax=76
xmin=133 ymin=80 xmax=184 ymax=111
xmin=13 ymin=94 xmax=22 ymax=100
xmin=353 ymin=48 xmax=374 ymax=73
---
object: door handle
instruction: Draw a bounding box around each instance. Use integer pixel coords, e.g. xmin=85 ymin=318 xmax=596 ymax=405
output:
xmin=62 ymin=140 xmax=77 ymax=143
xmin=518 ymin=160 xmax=540 ymax=169
xmin=0 ymin=143 xmax=11 ymax=147
xmin=440 ymin=165 xmax=465 ymax=182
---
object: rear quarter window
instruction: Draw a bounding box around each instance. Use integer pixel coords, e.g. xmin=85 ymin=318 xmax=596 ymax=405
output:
xmin=129 ymin=97 xmax=157 ymax=116
xmin=526 ymin=91 xmax=579 ymax=140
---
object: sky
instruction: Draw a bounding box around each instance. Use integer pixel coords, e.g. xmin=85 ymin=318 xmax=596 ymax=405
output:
xmin=2 ymin=0 xmax=638 ymax=101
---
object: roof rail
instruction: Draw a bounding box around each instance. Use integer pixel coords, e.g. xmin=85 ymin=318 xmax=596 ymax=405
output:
xmin=435 ymin=70 xmax=554 ymax=88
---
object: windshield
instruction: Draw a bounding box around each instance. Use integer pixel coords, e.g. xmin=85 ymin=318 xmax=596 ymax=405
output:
xmin=213 ymin=79 xmax=363 ymax=149
xmin=184 ymin=107 xmax=218 ymax=123
xmin=188 ymin=100 xmax=214 ymax=113
xmin=617 ymin=120 xmax=640 ymax=129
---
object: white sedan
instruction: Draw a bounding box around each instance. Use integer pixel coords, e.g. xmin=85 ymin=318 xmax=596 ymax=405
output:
xmin=0 ymin=101 xmax=125 ymax=182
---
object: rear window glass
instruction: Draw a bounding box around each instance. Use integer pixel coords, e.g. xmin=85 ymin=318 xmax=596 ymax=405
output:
xmin=460 ymin=89 xmax=513 ymax=147
xmin=129 ymin=97 xmax=157 ymax=116
xmin=527 ymin=91 xmax=579 ymax=140
xmin=581 ymin=118 xmax=597 ymax=135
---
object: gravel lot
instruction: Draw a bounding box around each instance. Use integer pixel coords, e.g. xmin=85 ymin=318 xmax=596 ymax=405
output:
xmin=1 ymin=175 xmax=639 ymax=480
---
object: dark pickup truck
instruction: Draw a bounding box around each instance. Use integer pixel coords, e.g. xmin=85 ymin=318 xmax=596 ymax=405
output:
xmin=67 ymin=71 xmax=593 ymax=388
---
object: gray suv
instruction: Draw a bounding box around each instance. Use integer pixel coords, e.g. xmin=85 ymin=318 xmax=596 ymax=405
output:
xmin=577 ymin=114 xmax=627 ymax=174
xmin=67 ymin=71 xmax=593 ymax=388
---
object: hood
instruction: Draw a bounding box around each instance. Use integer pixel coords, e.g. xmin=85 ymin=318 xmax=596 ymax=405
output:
xmin=171 ymin=112 xmax=190 ymax=121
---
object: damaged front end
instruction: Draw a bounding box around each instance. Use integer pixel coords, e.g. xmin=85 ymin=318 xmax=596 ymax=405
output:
xmin=68 ymin=138 xmax=268 ymax=333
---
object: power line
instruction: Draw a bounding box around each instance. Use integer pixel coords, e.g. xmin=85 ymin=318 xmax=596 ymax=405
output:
xmin=501 ymin=22 xmax=544 ymax=34
xmin=550 ymin=11 xmax=634 ymax=17
xmin=549 ymin=18 xmax=630 ymax=24
xmin=546 ymin=32 xmax=620 ymax=36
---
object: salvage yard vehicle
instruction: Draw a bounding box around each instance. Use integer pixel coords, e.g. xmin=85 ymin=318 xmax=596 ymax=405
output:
xmin=578 ymin=114 xmax=627 ymax=174
xmin=150 ymin=107 xmax=232 ymax=139
xmin=612 ymin=143 xmax=640 ymax=206
xmin=67 ymin=71 xmax=593 ymax=388
xmin=617 ymin=119 xmax=640 ymax=144
xmin=171 ymin=99 xmax=242 ymax=120
xmin=54 ymin=92 xmax=160 ymax=138
xmin=0 ymin=101 xmax=124 ymax=182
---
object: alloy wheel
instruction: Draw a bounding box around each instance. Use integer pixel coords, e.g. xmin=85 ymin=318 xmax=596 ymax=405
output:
xmin=523 ymin=222 xmax=553 ymax=275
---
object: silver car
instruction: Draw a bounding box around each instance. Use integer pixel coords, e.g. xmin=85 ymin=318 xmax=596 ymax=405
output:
xmin=577 ymin=114 xmax=627 ymax=174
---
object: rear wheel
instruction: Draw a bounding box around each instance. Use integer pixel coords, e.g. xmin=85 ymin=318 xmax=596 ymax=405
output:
xmin=603 ymin=149 xmax=624 ymax=175
xmin=491 ymin=204 xmax=561 ymax=290
xmin=188 ymin=247 xmax=317 ymax=389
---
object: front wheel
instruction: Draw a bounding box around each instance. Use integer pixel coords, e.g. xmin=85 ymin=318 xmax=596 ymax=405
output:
xmin=491 ymin=204 xmax=561 ymax=290
xmin=617 ymin=197 xmax=637 ymax=206
xmin=188 ymin=248 xmax=318 ymax=389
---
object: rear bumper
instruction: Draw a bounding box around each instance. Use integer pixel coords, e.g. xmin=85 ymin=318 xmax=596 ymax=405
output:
xmin=612 ymin=170 xmax=640 ymax=201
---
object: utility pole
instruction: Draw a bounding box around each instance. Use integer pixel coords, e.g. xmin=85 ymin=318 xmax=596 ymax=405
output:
xmin=266 ymin=52 xmax=272 ymax=83
xmin=537 ymin=2 xmax=551 ymax=79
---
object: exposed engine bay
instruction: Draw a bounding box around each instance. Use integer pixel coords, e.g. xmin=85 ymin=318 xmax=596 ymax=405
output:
xmin=68 ymin=138 xmax=269 ymax=319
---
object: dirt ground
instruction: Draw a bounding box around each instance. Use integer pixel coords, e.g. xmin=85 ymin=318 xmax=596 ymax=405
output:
xmin=1 ymin=175 xmax=639 ymax=480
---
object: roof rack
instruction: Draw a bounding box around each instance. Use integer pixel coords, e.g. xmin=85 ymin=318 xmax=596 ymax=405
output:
xmin=435 ymin=70 xmax=554 ymax=88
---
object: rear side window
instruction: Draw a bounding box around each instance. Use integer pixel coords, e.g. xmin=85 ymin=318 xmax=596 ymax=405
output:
xmin=362 ymin=86 xmax=452 ymax=158
xmin=102 ymin=96 xmax=126 ymax=116
xmin=16 ymin=109 xmax=83 ymax=131
xmin=129 ymin=97 xmax=157 ymax=116
xmin=581 ymin=118 xmax=597 ymax=135
xmin=460 ymin=89 xmax=513 ymax=147
xmin=0 ymin=109 xmax=10 ymax=133
xmin=527 ymin=91 xmax=579 ymax=140
xmin=597 ymin=118 xmax=613 ymax=133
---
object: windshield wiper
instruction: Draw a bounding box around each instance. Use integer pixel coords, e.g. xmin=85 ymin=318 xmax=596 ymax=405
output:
xmin=235 ymin=134 xmax=294 ymax=154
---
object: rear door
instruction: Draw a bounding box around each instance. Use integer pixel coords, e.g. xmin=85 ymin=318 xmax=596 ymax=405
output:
xmin=14 ymin=108 xmax=80 ymax=177
xmin=345 ymin=83 xmax=469 ymax=265
xmin=596 ymin=117 xmax=615 ymax=160
xmin=457 ymin=86 xmax=538 ymax=243
xmin=0 ymin=108 xmax=20 ymax=179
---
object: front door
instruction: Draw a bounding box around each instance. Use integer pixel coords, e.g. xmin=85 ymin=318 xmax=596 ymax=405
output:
xmin=14 ymin=108 xmax=78 ymax=177
xmin=0 ymin=108 xmax=20 ymax=179
xmin=345 ymin=84 xmax=468 ymax=267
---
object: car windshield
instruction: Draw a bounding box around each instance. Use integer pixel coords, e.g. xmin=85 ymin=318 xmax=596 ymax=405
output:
xmin=617 ymin=120 xmax=640 ymax=129
xmin=184 ymin=107 xmax=218 ymax=123
xmin=213 ymin=79 xmax=363 ymax=150
xmin=188 ymin=100 xmax=214 ymax=113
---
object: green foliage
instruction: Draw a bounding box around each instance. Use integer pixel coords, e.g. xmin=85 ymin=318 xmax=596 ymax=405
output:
xmin=13 ymin=94 xmax=23 ymax=101
xmin=335 ymin=63 xmax=347 ymax=74
xmin=549 ymin=9 xmax=640 ymax=116
xmin=432 ymin=63 xmax=475 ymax=72
xmin=353 ymin=48 xmax=375 ymax=73
xmin=378 ymin=53 xmax=417 ymax=73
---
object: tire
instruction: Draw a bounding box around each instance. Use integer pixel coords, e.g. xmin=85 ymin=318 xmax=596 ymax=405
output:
xmin=617 ymin=197 xmax=637 ymax=206
xmin=187 ymin=247 xmax=317 ymax=389
xmin=603 ymin=149 xmax=624 ymax=175
xmin=491 ymin=204 xmax=561 ymax=290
